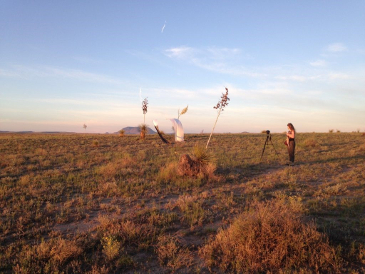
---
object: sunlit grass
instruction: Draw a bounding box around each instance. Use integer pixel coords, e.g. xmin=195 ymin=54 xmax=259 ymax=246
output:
xmin=0 ymin=132 xmax=364 ymax=272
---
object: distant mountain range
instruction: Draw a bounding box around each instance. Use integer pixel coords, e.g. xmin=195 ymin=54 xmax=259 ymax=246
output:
xmin=119 ymin=126 xmax=156 ymax=135
xmin=0 ymin=128 xmax=157 ymax=135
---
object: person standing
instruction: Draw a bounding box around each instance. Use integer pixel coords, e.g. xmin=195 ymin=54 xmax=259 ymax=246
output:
xmin=286 ymin=123 xmax=296 ymax=165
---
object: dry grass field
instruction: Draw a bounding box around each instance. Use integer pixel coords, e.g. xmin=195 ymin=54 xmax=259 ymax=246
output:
xmin=1 ymin=132 xmax=364 ymax=273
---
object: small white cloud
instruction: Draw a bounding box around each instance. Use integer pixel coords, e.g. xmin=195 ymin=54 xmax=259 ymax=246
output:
xmin=326 ymin=43 xmax=347 ymax=53
xmin=206 ymin=47 xmax=241 ymax=59
xmin=310 ymin=60 xmax=327 ymax=67
xmin=328 ymin=72 xmax=351 ymax=80
xmin=165 ymin=46 xmax=194 ymax=59
xmin=275 ymin=75 xmax=307 ymax=82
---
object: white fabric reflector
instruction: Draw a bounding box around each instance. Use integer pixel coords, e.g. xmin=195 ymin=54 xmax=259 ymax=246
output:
xmin=170 ymin=119 xmax=184 ymax=142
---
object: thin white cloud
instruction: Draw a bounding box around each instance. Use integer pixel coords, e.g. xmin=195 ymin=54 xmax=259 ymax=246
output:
xmin=206 ymin=47 xmax=241 ymax=59
xmin=192 ymin=60 xmax=264 ymax=77
xmin=0 ymin=69 xmax=20 ymax=78
xmin=161 ymin=21 xmax=166 ymax=33
xmin=326 ymin=43 xmax=347 ymax=53
xmin=0 ymin=65 xmax=121 ymax=85
xmin=275 ymin=75 xmax=307 ymax=82
xmin=165 ymin=46 xmax=242 ymax=61
xmin=165 ymin=46 xmax=194 ymax=59
xmin=275 ymin=74 xmax=323 ymax=82
xmin=327 ymin=72 xmax=352 ymax=80
xmin=164 ymin=46 xmax=263 ymax=77
xmin=73 ymin=56 xmax=104 ymax=64
xmin=149 ymin=87 xmax=199 ymax=99
xmin=310 ymin=59 xmax=327 ymax=67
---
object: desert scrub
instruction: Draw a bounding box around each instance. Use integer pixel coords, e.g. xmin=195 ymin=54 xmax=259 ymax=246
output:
xmin=200 ymin=199 xmax=342 ymax=273
xmin=1 ymin=132 xmax=365 ymax=272
xmin=13 ymin=238 xmax=82 ymax=273
xmin=156 ymin=162 xmax=180 ymax=183
xmin=302 ymin=137 xmax=319 ymax=148
xmin=97 ymin=219 xmax=157 ymax=253
xmin=158 ymin=145 xmax=219 ymax=187
xmin=92 ymin=139 xmax=99 ymax=147
xmin=101 ymin=235 xmax=121 ymax=261
xmin=147 ymin=211 xmax=179 ymax=229
xmin=175 ymin=194 xmax=206 ymax=227
xmin=156 ymin=235 xmax=193 ymax=271
xmin=139 ymin=124 xmax=148 ymax=140
xmin=177 ymin=145 xmax=218 ymax=181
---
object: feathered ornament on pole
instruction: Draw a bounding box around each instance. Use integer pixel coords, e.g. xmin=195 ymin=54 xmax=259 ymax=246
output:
xmin=206 ymin=88 xmax=230 ymax=149
xmin=178 ymin=105 xmax=188 ymax=120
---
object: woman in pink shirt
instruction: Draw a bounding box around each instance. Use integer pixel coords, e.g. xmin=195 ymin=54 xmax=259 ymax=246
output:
xmin=286 ymin=123 xmax=296 ymax=165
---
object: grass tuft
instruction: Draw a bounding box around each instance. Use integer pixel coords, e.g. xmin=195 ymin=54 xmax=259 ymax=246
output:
xmin=156 ymin=235 xmax=193 ymax=271
xmin=200 ymin=199 xmax=342 ymax=273
xmin=303 ymin=138 xmax=319 ymax=148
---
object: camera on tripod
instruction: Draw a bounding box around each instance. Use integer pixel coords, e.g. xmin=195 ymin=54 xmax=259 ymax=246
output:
xmin=260 ymin=129 xmax=278 ymax=161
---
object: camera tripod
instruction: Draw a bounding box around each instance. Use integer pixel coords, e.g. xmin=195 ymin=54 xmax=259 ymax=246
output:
xmin=260 ymin=130 xmax=279 ymax=161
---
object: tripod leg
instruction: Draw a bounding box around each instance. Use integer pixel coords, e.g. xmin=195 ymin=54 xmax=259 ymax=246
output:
xmin=270 ymin=139 xmax=279 ymax=156
xmin=260 ymin=139 xmax=268 ymax=161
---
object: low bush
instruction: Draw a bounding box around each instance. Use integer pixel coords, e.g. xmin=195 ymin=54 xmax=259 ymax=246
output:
xmin=156 ymin=235 xmax=193 ymax=271
xmin=303 ymin=138 xmax=318 ymax=148
xmin=200 ymin=199 xmax=342 ymax=273
xmin=177 ymin=145 xmax=218 ymax=181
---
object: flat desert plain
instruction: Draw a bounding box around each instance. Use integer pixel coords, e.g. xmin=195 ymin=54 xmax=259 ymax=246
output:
xmin=1 ymin=132 xmax=364 ymax=273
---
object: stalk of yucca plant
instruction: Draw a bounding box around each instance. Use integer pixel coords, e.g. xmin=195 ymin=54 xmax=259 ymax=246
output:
xmin=206 ymin=88 xmax=230 ymax=149
xmin=178 ymin=105 xmax=188 ymax=120
xmin=142 ymin=97 xmax=148 ymax=124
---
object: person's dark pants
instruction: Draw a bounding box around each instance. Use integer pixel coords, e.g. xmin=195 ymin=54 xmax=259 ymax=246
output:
xmin=288 ymin=140 xmax=295 ymax=162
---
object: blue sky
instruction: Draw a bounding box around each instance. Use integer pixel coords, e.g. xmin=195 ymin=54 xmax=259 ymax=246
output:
xmin=1 ymin=1 xmax=364 ymax=133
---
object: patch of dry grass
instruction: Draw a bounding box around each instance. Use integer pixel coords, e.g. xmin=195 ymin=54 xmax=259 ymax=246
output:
xmin=302 ymin=137 xmax=319 ymax=148
xmin=0 ymin=132 xmax=364 ymax=273
xmin=156 ymin=235 xmax=193 ymax=271
xmin=200 ymin=199 xmax=342 ymax=273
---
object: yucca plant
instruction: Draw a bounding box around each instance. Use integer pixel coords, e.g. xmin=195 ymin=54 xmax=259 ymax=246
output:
xmin=192 ymin=145 xmax=212 ymax=166
xmin=140 ymin=97 xmax=149 ymax=140
xmin=206 ymin=88 xmax=230 ymax=149
xmin=139 ymin=124 xmax=148 ymax=140
xmin=142 ymin=97 xmax=148 ymax=124
xmin=178 ymin=145 xmax=214 ymax=177
xmin=119 ymin=129 xmax=125 ymax=137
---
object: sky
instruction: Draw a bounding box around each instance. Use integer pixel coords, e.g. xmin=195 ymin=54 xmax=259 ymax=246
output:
xmin=1 ymin=1 xmax=364 ymax=133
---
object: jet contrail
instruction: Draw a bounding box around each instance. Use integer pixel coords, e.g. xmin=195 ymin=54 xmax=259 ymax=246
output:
xmin=161 ymin=21 xmax=166 ymax=33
